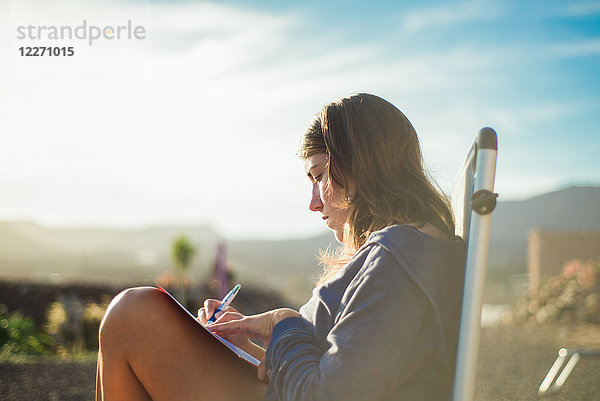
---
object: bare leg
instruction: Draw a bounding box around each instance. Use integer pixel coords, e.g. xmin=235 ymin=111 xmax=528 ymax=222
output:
xmin=96 ymin=287 xmax=266 ymax=401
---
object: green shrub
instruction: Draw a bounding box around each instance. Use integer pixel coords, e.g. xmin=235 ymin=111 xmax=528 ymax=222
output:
xmin=0 ymin=304 xmax=54 ymax=356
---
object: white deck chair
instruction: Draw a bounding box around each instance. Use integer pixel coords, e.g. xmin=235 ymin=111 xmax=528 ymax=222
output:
xmin=450 ymin=127 xmax=498 ymax=401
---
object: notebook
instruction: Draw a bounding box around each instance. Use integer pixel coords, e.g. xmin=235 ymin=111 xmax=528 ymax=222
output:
xmin=156 ymin=283 xmax=261 ymax=368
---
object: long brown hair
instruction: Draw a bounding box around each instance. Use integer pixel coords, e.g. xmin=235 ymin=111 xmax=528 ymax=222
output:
xmin=299 ymin=93 xmax=455 ymax=283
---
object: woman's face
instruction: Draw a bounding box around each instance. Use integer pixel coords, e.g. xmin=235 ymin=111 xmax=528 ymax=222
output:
xmin=305 ymin=153 xmax=351 ymax=243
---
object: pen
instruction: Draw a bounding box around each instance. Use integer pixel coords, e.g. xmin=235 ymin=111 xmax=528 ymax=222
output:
xmin=206 ymin=284 xmax=241 ymax=324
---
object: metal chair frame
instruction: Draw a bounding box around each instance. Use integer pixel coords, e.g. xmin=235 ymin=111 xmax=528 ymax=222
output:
xmin=450 ymin=127 xmax=498 ymax=401
xmin=538 ymin=346 xmax=600 ymax=396
xmin=449 ymin=128 xmax=600 ymax=399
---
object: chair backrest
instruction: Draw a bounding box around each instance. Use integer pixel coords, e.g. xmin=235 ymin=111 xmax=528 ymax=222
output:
xmin=450 ymin=128 xmax=498 ymax=401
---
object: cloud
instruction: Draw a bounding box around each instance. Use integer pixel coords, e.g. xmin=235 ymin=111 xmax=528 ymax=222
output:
xmin=2 ymin=0 xmax=597 ymax=237
xmin=549 ymin=38 xmax=600 ymax=57
xmin=565 ymin=1 xmax=600 ymax=16
xmin=147 ymin=1 xmax=298 ymax=61
xmin=399 ymin=0 xmax=503 ymax=35
xmin=0 ymin=0 xmax=524 ymax=199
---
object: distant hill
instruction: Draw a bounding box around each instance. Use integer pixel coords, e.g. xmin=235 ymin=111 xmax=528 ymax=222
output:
xmin=228 ymin=234 xmax=336 ymax=305
xmin=488 ymin=186 xmax=600 ymax=267
xmin=229 ymin=186 xmax=600 ymax=284
xmin=0 ymin=221 xmax=222 ymax=284
xmin=1 ymin=186 xmax=598 ymax=305
xmin=0 ymin=219 xmax=334 ymax=306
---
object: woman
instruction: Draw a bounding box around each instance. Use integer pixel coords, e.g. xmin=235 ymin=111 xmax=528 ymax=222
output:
xmin=96 ymin=93 xmax=466 ymax=401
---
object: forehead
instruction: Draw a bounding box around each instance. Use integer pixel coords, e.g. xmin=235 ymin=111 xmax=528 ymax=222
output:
xmin=304 ymin=153 xmax=328 ymax=172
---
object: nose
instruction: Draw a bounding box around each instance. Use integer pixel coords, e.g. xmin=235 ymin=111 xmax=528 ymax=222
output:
xmin=309 ymin=183 xmax=323 ymax=212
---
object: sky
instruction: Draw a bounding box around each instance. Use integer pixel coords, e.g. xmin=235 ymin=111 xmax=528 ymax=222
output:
xmin=0 ymin=0 xmax=599 ymax=240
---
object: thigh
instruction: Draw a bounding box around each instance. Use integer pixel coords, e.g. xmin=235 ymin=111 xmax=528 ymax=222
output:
xmin=98 ymin=287 xmax=267 ymax=401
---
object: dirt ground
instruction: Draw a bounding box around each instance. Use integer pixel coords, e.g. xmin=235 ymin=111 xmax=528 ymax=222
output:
xmin=0 ymin=360 xmax=96 ymax=401
xmin=1 ymin=323 xmax=600 ymax=401
xmin=475 ymin=323 xmax=600 ymax=400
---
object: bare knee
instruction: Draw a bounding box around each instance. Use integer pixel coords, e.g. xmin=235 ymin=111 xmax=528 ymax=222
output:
xmin=99 ymin=286 xmax=166 ymax=345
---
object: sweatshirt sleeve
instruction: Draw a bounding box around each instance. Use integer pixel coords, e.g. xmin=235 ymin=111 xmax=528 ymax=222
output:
xmin=264 ymin=246 xmax=435 ymax=401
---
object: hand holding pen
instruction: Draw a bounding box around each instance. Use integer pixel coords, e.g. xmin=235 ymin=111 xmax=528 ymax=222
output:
xmin=198 ymin=284 xmax=241 ymax=325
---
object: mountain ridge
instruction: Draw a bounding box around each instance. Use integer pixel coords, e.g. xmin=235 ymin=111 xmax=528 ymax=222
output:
xmin=1 ymin=185 xmax=598 ymax=304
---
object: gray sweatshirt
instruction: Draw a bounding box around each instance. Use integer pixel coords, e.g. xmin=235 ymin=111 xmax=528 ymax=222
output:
xmin=264 ymin=224 xmax=466 ymax=401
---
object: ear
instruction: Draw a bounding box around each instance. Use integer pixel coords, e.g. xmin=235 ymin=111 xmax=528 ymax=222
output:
xmin=345 ymin=178 xmax=356 ymax=201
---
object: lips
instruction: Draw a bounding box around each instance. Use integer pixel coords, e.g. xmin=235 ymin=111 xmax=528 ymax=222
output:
xmin=322 ymin=216 xmax=329 ymax=221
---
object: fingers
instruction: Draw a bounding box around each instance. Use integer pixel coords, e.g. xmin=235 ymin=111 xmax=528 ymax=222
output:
xmin=257 ymin=359 xmax=270 ymax=384
xmin=209 ymin=312 xmax=270 ymax=343
xmin=197 ymin=307 xmax=206 ymax=324
xmin=214 ymin=310 xmax=244 ymax=323
xmin=198 ymin=299 xmax=242 ymax=325
xmin=210 ymin=312 xmax=246 ymax=334
xmin=204 ymin=299 xmax=221 ymax=322
xmin=209 ymin=316 xmax=248 ymax=336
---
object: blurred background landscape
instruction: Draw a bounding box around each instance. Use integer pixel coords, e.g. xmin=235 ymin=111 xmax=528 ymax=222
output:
xmin=1 ymin=0 xmax=599 ymax=399
xmin=1 ymin=185 xmax=599 ymax=307
xmin=1 ymin=185 xmax=599 ymax=400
